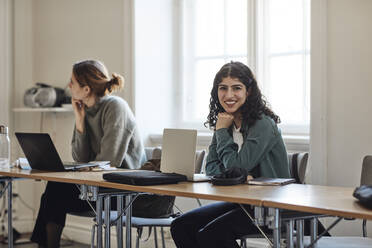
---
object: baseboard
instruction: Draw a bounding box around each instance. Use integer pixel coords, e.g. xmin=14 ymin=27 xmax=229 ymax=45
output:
xmin=12 ymin=217 xmax=176 ymax=248
xmin=63 ymin=221 xmax=175 ymax=248
xmin=63 ymin=222 xmax=95 ymax=245
xmin=13 ymin=218 xmax=35 ymax=233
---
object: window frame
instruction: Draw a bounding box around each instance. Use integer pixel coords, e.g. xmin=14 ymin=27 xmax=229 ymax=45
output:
xmin=175 ymin=0 xmax=310 ymax=136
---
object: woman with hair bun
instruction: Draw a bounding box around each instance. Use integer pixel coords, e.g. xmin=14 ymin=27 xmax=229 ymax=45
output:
xmin=69 ymin=59 xmax=145 ymax=169
xmin=31 ymin=59 xmax=146 ymax=247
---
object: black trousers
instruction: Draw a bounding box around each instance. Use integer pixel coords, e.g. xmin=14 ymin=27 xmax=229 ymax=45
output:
xmin=31 ymin=181 xmax=175 ymax=246
xmin=31 ymin=182 xmax=92 ymax=246
xmin=170 ymin=202 xmax=331 ymax=248
xmin=170 ymin=202 xmax=271 ymax=248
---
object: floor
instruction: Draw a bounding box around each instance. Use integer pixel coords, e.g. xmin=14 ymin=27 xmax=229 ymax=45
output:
xmin=0 ymin=233 xmax=89 ymax=248
xmin=0 ymin=230 xmax=177 ymax=248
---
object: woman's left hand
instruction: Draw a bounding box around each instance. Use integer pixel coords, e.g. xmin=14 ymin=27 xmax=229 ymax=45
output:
xmin=216 ymin=112 xmax=234 ymax=130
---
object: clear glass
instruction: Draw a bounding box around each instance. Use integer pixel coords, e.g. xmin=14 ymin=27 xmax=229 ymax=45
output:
xmin=0 ymin=133 xmax=10 ymax=168
xmin=195 ymin=0 xmax=224 ymax=57
xmin=258 ymin=0 xmax=310 ymax=131
xmin=268 ymin=0 xmax=304 ymax=54
xmin=268 ymin=54 xmax=306 ymax=125
xmin=225 ymin=0 xmax=247 ymax=55
xmin=183 ymin=0 xmax=248 ymax=124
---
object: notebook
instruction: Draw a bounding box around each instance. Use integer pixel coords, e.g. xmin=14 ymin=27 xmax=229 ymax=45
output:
xmin=247 ymin=177 xmax=295 ymax=186
xmin=15 ymin=132 xmax=101 ymax=171
xmin=160 ymin=128 xmax=210 ymax=182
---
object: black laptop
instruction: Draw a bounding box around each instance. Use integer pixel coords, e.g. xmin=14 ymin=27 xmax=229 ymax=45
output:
xmin=15 ymin=132 xmax=98 ymax=171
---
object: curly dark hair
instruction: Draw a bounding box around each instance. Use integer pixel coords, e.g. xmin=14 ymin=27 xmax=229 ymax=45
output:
xmin=205 ymin=61 xmax=280 ymax=130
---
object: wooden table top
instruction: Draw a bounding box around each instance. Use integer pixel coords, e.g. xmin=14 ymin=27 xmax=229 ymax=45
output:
xmin=0 ymin=168 xmax=268 ymax=206
xmin=261 ymin=184 xmax=372 ymax=220
xmin=1 ymin=168 xmax=371 ymax=220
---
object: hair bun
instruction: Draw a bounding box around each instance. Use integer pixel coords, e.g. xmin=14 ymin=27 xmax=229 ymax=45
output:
xmin=106 ymin=73 xmax=124 ymax=93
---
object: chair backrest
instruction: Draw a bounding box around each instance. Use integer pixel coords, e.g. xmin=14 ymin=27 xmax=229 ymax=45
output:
xmin=288 ymin=152 xmax=309 ymax=184
xmin=144 ymin=147 xmax=205 ymax=173
xmin=145 ymin=147 xmax=162 ymax=160
xmin=361 ymin=155 xmax=372 ymax=185
xmin=195 ymin=150 xmax=206 ymax=173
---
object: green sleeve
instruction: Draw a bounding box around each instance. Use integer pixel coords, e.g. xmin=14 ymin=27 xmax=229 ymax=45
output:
xmin=205 ymin=132 xmax=226 ymax=176
xmin=215 ymin=117 xmax=278 ymax=172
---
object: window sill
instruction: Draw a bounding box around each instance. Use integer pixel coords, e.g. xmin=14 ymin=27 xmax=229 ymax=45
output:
xmin=149 ymin=132 xmax=309 ymax=152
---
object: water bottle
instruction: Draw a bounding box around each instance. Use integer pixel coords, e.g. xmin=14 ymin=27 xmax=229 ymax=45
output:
xmin=0 ymin=125 xmax=10 ymax=169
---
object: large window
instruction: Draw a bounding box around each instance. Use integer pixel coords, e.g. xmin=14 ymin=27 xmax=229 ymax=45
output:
xmin=178 ymin=0 xmax=310 ymax=135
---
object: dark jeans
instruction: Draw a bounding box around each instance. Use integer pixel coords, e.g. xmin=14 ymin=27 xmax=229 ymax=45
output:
xmin=170 ymin=202 xmax=271 ymax=248
xmin=31 ymin=181 xmax=175 ymax=246
xmin=31 ymin=182 xmax=92 ymax=246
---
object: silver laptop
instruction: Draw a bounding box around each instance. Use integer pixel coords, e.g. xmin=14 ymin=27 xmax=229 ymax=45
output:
xmin=160 ymin=128 xmax=210 ymax=182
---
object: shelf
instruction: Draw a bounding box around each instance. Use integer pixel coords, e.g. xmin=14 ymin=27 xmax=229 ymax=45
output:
xmin=13 ymin=107 xmax=73 ymax=113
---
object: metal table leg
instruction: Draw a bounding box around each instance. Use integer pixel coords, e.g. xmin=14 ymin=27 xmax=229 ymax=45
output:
xmin=272 ymin=208 xmax=280 ymax=248
xmin=286 ymin=220 xmax=294 ymax=248
xmin=117 ymin=195 xmax=124 ymax=248
xmin=267 ymin=208 xmax=280 ymax=248
xmin=96 ymin=195 xmax=103 ymax=248
xmin=310 ymin=218 xmax=318 ymax=248
xmin=7 ymin=180 xmax=12 ymax=248
xmin=125 ymin=194 xmax=133 ymax=248
xmin=104 ymin=195 xmax=111 ymax=248
xmin=296 ymin=219 xmax=304 ymax=248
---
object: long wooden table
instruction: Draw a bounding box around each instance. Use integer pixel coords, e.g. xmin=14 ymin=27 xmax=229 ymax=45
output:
xmin=0 ymin=168 xmax=270 ymax=248
xmin=1 ymin=168 xmax=371 ymax=248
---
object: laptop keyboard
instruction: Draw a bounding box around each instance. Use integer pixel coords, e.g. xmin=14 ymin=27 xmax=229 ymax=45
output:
xmin=63 ymin=161 xmax=84 ymax=167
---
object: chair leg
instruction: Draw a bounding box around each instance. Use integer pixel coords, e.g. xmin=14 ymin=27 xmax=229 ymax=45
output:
xmin=91 ymin=224 xmax=96 ymax=248
xmin=160 ymin=227 xmax=166 ymax=248
xmin=154 ymin=227 xmax=159 ymax=248
xmin=136 ymin=227 xmax=143 ymax=248
xmin=363 ymin=219 xmax=367 ymax=237
xmin=240 ymin=238 xmax=247 ymax=248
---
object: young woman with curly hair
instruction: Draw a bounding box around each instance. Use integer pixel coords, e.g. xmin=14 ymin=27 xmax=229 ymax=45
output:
xmin=170 ymin=61 xmax=290 ymax=248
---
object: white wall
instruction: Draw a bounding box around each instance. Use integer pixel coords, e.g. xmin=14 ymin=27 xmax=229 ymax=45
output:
xmin=310 ymin=0 xmax=372 ymax=236
xmin=12 ymin=0 xmax=133 ymax=241
xmin=0 ymin=0 xmax=12 ymax=127
xmin=326 ymin=0 xmax=372 ymax=188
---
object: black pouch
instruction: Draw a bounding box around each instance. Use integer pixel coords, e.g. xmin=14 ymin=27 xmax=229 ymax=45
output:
xmin=132 ymin=194 xmax=176 ymax=218
xmin=211 ymin=167 xmax=249 ymax=186
xmin=353 ymin=185 xmax=372 ymax=209
xmin=103 ymin=170 xmax=187 ymax=186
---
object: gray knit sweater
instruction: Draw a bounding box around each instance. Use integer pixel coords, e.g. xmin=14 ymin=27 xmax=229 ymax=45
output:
xmin=71 ymin=95 xmax=146 ymax=169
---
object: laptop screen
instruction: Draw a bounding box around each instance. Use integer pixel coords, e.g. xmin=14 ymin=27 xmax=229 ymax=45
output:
xmin=160 ymin=129 xmax=197 ymax=180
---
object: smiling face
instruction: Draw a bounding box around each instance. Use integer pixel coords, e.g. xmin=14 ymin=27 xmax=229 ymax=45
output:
xmin=217 ymin=77 xmax=249 ymax=115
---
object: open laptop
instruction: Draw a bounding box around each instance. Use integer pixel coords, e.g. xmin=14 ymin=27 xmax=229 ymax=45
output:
xmin=15 ymin=132 xmax=98 ymax=171
xmin=160 ymin=128 xmax=210 ymax=182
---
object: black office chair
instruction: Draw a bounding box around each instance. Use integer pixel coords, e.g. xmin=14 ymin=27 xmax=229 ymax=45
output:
xmin=241 ymin=154 xmax=372 ymax=248
xmin=298 ymin=155 xmax=372 ymax=248
xmin=240 ymin=152 xmax=328 ymax=248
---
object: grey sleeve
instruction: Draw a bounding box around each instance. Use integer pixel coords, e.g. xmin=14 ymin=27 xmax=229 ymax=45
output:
xmin=94 ymin=101 xmax=133 ymax=167
xmin=71 ymin=127 xmax=94 ymax=162
xmin=94 ymin=126 xmax=133 ymax=167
